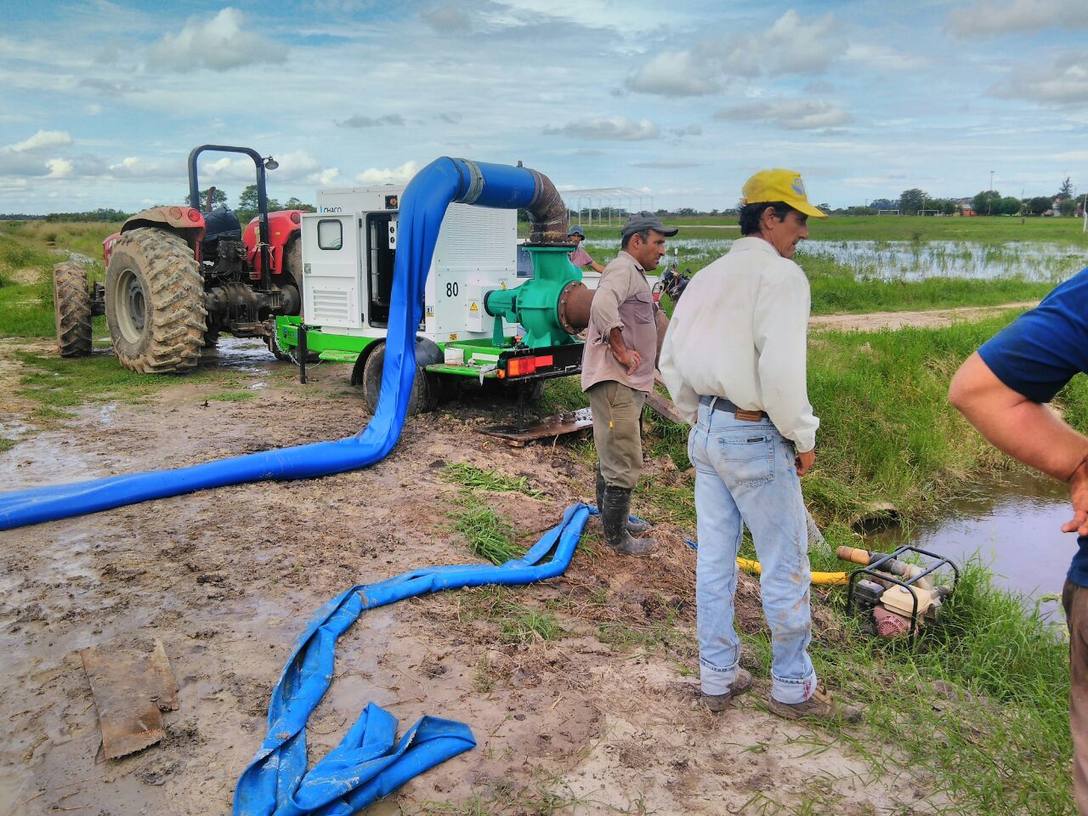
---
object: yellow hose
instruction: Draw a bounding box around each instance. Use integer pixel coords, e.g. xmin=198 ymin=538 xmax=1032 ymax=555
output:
xmin=736 ymin=557 xmax=848 ymax=586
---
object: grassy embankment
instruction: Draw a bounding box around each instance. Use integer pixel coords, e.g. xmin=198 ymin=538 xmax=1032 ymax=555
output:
xmin=3 ymin=219 xmax=1082 ymax=811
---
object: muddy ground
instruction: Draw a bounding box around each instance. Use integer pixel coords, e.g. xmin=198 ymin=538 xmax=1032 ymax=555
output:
xmin=0 ymin=339 xmax=944 ymax=816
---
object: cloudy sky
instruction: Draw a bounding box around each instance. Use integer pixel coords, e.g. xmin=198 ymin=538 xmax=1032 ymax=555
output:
xmin=1 ymin=0 xmax=1086 ymax=214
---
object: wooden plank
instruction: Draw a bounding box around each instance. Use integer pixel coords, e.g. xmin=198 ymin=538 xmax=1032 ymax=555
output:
xmin=80 ymin=638 xmax=178 ymax=759
xmin=480 ymin=407 xmax=594 ymax=446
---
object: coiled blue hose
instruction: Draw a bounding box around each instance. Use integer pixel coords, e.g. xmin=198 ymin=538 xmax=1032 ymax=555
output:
xmin=233 ymin=504 xmax=590 ymax=815
xmin=0 ymin=157 xmax=540 ymax=530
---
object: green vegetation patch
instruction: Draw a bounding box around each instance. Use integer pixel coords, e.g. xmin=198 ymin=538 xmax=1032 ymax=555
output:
xmin=450 ymin=494 xmax=524 ymax=565
xmin=208 ymin=389 xmax=257 ymax=402
xmin=15 ymin=351 xmax=220 ymax=410
xmin=442 ymin=462 xmax=544 ymax=498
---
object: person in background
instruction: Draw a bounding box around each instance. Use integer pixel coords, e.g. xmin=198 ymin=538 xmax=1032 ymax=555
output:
xmin=567 ymin=225 xmax=605 ymax=273
xmin=660 ymin=169 xmax=858 ymax=722
xmin=948 ymin=270 xmax=1088 ymax=815
xmin=582 ymin=212 xmax=678 ymax=556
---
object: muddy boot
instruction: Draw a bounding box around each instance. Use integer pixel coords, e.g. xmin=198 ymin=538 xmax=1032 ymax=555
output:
xmin=595 ymin=466 xmax=652 ymax=535
xmin=767 ymin=687 xmax=862 ymax=724
xmin=601 ymin=485 xmax=657 ymax=556
xmin=702 ymin=668 xmax=753 ymax=712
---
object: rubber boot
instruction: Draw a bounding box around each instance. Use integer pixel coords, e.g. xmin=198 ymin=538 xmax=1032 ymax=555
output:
xmin=601 ymin=485 xmax=657 ymax=556
xmin=595 ymin=466 xmax=652 ymax=535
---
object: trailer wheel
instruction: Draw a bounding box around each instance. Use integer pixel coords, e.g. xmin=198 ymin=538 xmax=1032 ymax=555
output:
xmin=105 ymin=227 xmax=207 ymax=374
xmin=361 ymin=339 xmax=443 ymax=415
xmin=52 ymin=261 xmax=92 ymax=357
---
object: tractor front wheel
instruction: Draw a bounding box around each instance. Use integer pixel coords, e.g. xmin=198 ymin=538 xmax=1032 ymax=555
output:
xmin=52 ymin=261 xmax=92 ymax=357
xmin=105 ymin=228 xmax=207 ymax=374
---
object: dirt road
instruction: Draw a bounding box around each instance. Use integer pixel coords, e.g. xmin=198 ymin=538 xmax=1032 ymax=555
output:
xmin=810 ymin=301 xmax=1037 ymax=332
xmin=0 ymin=341 xmax=941 ymax=815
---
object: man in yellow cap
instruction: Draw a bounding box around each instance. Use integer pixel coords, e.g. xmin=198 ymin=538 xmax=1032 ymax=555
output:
xmin=660 ymin=170 xmax=857 ymax=721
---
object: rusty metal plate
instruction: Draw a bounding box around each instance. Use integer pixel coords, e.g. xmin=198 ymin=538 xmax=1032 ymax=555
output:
xmin=480 ymin=407 xmax=594 ymax=446
xmin=80 ymin=637 xmax=178 ymax=759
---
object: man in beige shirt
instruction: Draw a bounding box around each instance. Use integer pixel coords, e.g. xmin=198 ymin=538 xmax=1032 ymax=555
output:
xmin=582 ymin=212 xmax=677 ymax=556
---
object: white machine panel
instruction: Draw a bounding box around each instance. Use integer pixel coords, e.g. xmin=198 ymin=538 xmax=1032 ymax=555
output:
xmin=317 ymin=185 xmax=401 ymax=215
xmin=301 ymin=213 xmax=362 ymax=329
xmin=429 ymin=203 xmax=517 ymax=341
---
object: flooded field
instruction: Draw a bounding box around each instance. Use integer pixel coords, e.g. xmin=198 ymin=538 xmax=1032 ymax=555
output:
xmin=586 ymin=238 xmax=1088 ymax=282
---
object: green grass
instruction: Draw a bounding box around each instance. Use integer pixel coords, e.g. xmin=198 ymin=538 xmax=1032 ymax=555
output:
xmin=0 ymin=220 xmax=116 ymax=338
xmin=207 ymin=389 xmax=257 ymax=402
xmin=14 ymin=351 xmax=220 ymax=411
xmin=442 ymin=462 xmax=544 ymax=498
xmin=0 ymin=437 xmax=15 ymax=453
xmin=449 ymin=494 xmax=524 ymax=565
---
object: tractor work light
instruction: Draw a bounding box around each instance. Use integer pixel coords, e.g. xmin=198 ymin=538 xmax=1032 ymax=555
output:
xmin=264 ymin=156 xmax=279 ymax=170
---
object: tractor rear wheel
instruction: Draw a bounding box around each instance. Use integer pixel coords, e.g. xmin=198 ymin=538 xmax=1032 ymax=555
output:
xmin=361 ymin=339 xmax=443 ymax=416
xmin=52 ymin=261 xmax=92 ymax=357
xmin=105 ymin=227 xmax=207 ymax=374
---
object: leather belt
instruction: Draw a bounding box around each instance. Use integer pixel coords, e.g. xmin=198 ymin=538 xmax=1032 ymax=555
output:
xmin=699 ymin=395 xmax=766 ymax=422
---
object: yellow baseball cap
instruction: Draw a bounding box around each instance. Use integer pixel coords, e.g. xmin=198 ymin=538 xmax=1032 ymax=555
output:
xmin=741 ymin=169 xmax=827 ymax=219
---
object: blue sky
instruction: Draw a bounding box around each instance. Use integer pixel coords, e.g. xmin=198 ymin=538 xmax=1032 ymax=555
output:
xmin=1 ymin=0 xmax=1086 ymax=214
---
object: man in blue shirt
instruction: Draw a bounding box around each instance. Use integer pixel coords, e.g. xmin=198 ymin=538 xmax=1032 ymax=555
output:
xmin=949 ymin=267 xmax=1088 ymax=814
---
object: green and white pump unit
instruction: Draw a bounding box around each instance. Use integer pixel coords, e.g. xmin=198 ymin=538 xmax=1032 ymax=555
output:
xmin=274 ymin=181 xmax=595 ymax=412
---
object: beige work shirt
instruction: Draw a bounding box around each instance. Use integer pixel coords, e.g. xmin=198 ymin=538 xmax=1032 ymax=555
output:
xmin=580 ymin=250 xmax=658 ymax=394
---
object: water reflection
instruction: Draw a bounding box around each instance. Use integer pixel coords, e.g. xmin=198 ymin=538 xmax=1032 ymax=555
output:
xmin=585 ymin=238 xmax=1088 ymax=283
xmin=867 ymin=472 xmax=1074 ymax=618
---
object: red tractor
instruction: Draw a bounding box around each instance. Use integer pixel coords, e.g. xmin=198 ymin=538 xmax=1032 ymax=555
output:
xmin=53 ymin=144 xmax=304 ymax=372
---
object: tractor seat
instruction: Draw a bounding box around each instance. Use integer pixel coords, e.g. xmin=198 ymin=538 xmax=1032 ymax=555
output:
xmin=203 ymin=206 xmax=242 ymax=243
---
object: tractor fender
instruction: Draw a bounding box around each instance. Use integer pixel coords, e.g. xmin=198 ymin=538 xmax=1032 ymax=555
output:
xmin=243 ymin=210 xmax=303 ymax=278
xmin=105 ymin=206 xmax=207 ymax=265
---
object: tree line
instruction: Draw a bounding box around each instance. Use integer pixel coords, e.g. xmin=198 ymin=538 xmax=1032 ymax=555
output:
xmin=852 ymin=178 xmax=1080 ymax=217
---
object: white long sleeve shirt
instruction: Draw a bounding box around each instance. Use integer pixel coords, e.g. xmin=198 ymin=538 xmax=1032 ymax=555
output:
xmin=658 ymin=236 xmax=819 ymax=452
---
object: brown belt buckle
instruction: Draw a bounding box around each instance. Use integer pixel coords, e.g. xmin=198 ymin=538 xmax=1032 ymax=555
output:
xmin=735 ymin=408 xmax=764 ymax=422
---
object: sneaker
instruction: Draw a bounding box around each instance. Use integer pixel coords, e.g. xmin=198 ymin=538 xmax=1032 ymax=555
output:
xmin=702 ymin=668 xmax=753 ymax=712
xmin=767 ymin=687 xmax=862 ymax=724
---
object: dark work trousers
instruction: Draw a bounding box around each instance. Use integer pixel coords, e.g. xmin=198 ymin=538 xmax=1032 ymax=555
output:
xmin=1064 ymin=580 xmax=1088 ymax=815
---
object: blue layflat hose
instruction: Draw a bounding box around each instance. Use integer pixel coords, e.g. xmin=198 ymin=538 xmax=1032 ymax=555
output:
xmin=233 ymin=504 xmax=590 ymax=816
xmin=0 ymin=157 xmax=539 ymax=530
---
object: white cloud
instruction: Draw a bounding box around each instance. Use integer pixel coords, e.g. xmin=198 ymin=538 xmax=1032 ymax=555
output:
xmin=421 ymin=5 xmax=472 ymax=32
xmin=147 ymin=8 xmax=284 ymax=71
xmin=109 ymin=156 xmax=171 ymax=178
xmin=337 ymin=114 xmax=406 ymax=128
xmin=46 ymin=158 xmax=73 ymax=178
xmin=355 ymin=160 xmax=420 ymax=185
xmin=844 ymin=44 xmax=927 ymax=71
xmin=545 ymin=117 xmax=659 ymax=140
xmin=6 ymin=130 xmax=73 ymax=152
xmin=715 ymin=99 xmax=851 ymax=130
xmin=626 ymin=11 xmax=842 ymax=98
xmin=722 ymin=11 xmax=841 ymax=77
xmin=993 ymin=53 xmax=1088 ymax=105
xmin=625 ymin=51 xmax=719 ymax=97
xmin=948 ymin=0 xmax=1088 ymax=37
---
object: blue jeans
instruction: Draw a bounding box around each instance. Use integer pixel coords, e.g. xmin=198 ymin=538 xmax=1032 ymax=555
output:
xmin=688 ymin=401 xmax=816 ymax=704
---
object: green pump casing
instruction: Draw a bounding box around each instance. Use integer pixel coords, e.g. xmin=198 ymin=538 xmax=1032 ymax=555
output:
xmin=484 ymin=245 xmax=582 ymax=348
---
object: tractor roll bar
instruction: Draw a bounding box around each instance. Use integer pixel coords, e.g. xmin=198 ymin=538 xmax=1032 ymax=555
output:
xmin=188 ymin=144 xmax=272 ymax=289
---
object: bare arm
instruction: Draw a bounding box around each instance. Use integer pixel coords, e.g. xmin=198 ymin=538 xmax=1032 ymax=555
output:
xmin=949 ymin=351 xmax=1088 ymax=535
xmin=590 ymin=259 xmax=605 ymax=274
xmin=607 ymin=327 xmax=640 ymax=374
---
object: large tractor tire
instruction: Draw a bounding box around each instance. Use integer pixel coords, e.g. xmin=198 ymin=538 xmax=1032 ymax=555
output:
xmin=361 ymin=339 xmax=443 ymax=416
xmin=52 ymin=261 xmax=92 ymax=357
xmin=105 ymin=227 xmax=207 ymax=374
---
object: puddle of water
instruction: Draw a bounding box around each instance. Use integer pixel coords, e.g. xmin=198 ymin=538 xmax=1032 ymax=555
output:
xmin=98 ymin=402 xmax=117 ymax=425
xmin=867 ymin=472 xmax=1073 ymax=616
xmin=207 ymin=336 xmax=279 ymax=374
xmin=585 ymin=238 xmax=1088 ymax=283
